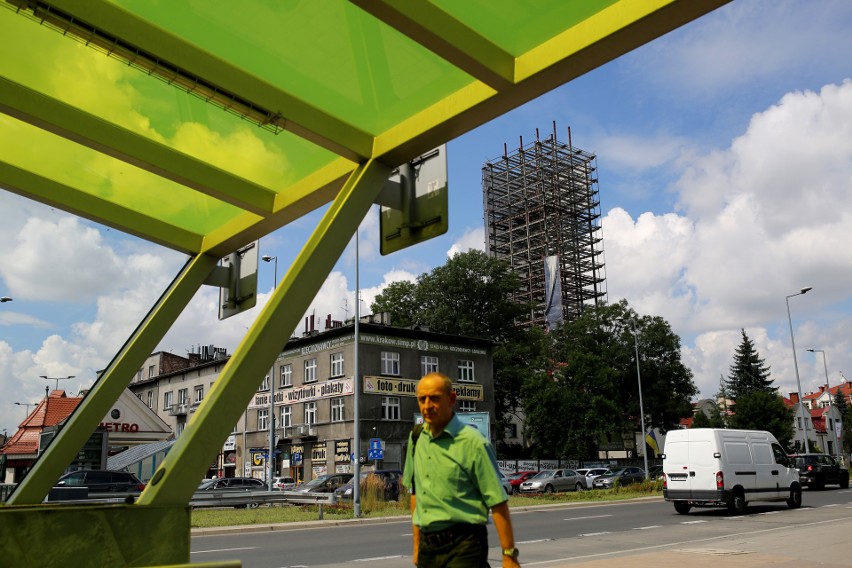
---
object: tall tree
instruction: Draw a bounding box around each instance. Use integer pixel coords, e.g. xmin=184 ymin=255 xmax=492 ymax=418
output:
xmin=728 ymin=391 xmax=795 ymax=450
xmin=522 ymin=300 xmax=697 ymax=458
xmin=727 ymin=329 xmax=775 ymax=399
xmin=370 ymin=280 xmax=420 ymax=327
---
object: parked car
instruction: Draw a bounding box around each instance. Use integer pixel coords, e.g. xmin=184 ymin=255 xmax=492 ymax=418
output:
xmin=195 ymin=476 xmax=266 ymax=508
xmin=591 ymin=467 xmax=646 ymax=489
xmin=55 ymin=469 xmax=145 ymax=494
xmin=334 ymin=470 xmax=401 ymax=500
xmin=273 ymin=476 xmax=296 ymax=491
xmin=196 ymin=476 xmax=265 ymax=491
xmin=291 ymin=473 xmax=353 ymax=493
xmin=575 ymin=468 xmax=609 ymax=489
xmin=518 ymin=469 xmax=583 ymax=493
xmin=506 ymin=471 xmax=538 ymax=493
xmin=790 ymin=454 xmax=849 ymax=490
xmin=498 ymin=471 xmax=512 ymax=496
xmin=647 ymin=465 xmax=664 ymax=480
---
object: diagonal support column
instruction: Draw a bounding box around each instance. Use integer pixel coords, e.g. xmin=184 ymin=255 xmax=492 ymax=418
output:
xmin=7 ymin=253 xmax=218 ymax=505
xmin=140 ymin=159 xmax=390 ymax=506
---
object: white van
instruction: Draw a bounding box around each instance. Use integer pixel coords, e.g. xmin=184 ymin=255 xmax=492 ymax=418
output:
xmin=662 ymin=428 xmax=801 ymax=514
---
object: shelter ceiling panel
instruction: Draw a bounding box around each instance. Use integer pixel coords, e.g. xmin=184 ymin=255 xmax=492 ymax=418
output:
xmin=1 ymin=7 xmax=345 ymax=196
xmin=0 ymin=114 xmax=257 ymax=239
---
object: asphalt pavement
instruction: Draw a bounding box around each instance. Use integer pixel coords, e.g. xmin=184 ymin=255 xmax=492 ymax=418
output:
xmin=192 ymin=497 xmax=852 ymax=567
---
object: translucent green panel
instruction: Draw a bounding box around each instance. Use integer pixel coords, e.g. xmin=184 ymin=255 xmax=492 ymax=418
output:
xmin=0 ymin=115 xmax=254 ymax=235
xmin=0 ymin=8 xmax=337 ymax=192
xmin=112 ymin=0 xmax=476 ymax=135
xmin=435 ymin=0 xmax=620 ymax=55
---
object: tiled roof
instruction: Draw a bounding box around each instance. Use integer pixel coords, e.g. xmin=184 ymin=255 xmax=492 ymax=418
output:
xmin=1 ymin=390 xmax=82 ymax=456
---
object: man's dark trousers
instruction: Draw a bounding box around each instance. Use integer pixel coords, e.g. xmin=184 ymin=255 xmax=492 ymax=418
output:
xmin=417 ymin=523 xmax=489 ymax=568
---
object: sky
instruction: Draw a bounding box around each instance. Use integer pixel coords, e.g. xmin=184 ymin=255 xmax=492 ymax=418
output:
xmin=2 ymin=0 xmax=852 ymax=437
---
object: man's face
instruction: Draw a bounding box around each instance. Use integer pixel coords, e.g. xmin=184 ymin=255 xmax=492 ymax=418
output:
xmin=417 ymin=374 xmax=456 ymax=431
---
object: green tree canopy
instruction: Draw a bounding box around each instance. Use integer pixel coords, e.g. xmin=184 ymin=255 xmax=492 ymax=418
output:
xmin=522 ymin=300 xmax=697 ymax=459
xmin=726 ymin=329 xmax=775 ymax=399
xmin=728 ymin=391 xmax=795 ymax=450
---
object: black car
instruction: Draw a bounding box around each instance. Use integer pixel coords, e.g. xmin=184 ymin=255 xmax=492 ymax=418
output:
xmin=790 ymin=454 xmax=849 ymax=490
xmin=56 ymin=469 xmax=145 ymax=494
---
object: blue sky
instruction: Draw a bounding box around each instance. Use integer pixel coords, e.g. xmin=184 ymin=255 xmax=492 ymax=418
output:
xmin=3 ymin=1 xmax=852 ymax=436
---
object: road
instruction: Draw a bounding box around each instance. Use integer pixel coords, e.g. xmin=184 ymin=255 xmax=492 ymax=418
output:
xmin=191 ymin=488 xmax=852 ymax=567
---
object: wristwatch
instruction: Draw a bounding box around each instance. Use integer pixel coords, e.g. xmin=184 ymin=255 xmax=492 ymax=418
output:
xmin=502 ymin=547 xmax=520 ymax=559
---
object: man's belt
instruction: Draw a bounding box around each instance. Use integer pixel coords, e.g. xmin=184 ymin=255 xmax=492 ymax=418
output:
xmin=420 ymin=523 xmax=485 ymax=547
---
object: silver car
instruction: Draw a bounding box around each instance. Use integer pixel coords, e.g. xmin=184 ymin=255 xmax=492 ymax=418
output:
xmin=518 ymin=469 xmax=584 ymax=493
xmin=575 ymin=467 xmax=609 ymax=489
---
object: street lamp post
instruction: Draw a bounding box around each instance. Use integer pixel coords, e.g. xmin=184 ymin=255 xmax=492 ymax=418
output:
xmin=13 ymin=402 xmax=34 ymax=418
xmin=262 ymin=254 xmax=278 ymax=491
xmin=807 ymin=349 xmax=836 ymax=454
xmin=625 ymin=318 xmax=649 ymax=480
xmin=786 ymin=286 xmax=812 ymax=454
xmin=39 ymin=375 xmax=74 ymax=391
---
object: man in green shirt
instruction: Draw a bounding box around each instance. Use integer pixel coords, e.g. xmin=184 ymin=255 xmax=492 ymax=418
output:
xmin=402 ymin=372 xmax=520 ymax=567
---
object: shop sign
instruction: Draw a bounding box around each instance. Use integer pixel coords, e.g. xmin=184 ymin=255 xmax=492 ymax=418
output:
xmin=363 ymin=376 xmax=483 ymax=401
xmin=334 ymin=440 xmax=350 ymax=463
xmin=311 ymin=442 xmax=327 ymax=462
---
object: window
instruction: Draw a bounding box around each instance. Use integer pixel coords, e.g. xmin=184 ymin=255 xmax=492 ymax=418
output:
xmin=281 ymin=406 xmax=292 ymax=428
xmin=505 ymin=423 xmax=518 ymax=438
xmin=258 ymin=408 xmax=269 ymax=431
xmin=194 ymin=385 xmax=204 ymax=403
xmin=148 ymin=365 xmax=155 ymax=378
xmin=146 ymin=391 xmax=153 ymax=408
xmin=280 ymin=364 xmax=292 ymax=388
xmin=137 ymin=369 xmax=142 ymax=381
xmin=305 ymin=402 xmax=317 ymax=425
xmin=163 ymin=391 xmax=173 ymax=409
xmin=458 ymin=360 xmax=475 ymax=382
xmin=259 ymin=374 xmax=270 ymax=391
xmin=330 ymin=352 xmax=344 ymax=377
xmin=458 ymin=400 xmax=476 ymax=412
xmin=421 ymin=355 xmax=439 ymax=376
xmin=176 ymin=422 xmax=186 ymax=437
xmin=381 ymin=396 xmax=400 ymax=420
xmin=331 ymin=397 xmax=345 ymax=422
xmin=304 ymin=358 xmax=317 ymax=383
xmin=381 ymin=351 xmax=400 ymax=376
xmin=177 ymin=388 xmax=188 ymax=406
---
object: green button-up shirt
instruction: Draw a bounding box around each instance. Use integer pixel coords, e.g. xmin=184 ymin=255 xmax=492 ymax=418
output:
xmin=402 ymin=414 xmax=507 ymax=531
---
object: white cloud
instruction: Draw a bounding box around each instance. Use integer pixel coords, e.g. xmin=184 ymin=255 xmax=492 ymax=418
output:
xmin=447 ymin=227 xmax=485 ymax=257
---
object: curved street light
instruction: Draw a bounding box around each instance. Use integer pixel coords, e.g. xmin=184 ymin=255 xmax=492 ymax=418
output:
xmin=261 ymin=253 xmax=278 ymax=491
xmin=786 ymin=286 xmax=812 ymax=453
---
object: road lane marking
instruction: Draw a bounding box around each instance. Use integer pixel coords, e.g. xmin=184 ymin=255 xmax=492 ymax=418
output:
xmin=563 ymin=514 xmax=612 ymax=521
xmin=682 ymin=520 xmax=708 ymax=524
xmin=519 ymin=539 xmax=552 ymax=544
xmin=633 ymin=525 xmax=661 ymax=530
xmin=578 ymin=531 xmax=611 ymax=537
xmin=191 ymin=547 xmax=255 ymax=554
xmin=352 ymin=555 xmax=403 ymax=562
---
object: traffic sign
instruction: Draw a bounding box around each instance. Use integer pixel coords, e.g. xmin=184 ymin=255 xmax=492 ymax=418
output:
xmin=369 ymin=438 xmax=382 ymax=451
xmin=368 ymin=448 xmax=384 ymax=460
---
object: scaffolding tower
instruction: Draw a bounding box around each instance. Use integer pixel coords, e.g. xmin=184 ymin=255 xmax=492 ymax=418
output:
xmin=482 ymin=124 xmax=607 ymax=328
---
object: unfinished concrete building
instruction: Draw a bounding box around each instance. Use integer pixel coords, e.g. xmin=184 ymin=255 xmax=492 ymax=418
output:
xmin=482 ymin=125 xmax=607 ymax=329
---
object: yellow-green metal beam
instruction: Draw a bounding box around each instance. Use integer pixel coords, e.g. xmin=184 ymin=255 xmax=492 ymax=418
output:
xmin=0 ymin=76 xmax=279 ymax=219
xmin=140 ymin=159 xmax=390 ymax=507
xmin=42 ymin=0 xmax=376 ymax=161
xmin=349 ymin=0 xmax=516 ymax=90
xmin=7 ymin=253 xmax=218 ymax=505
xmin=0 ymin=160 xmax=204 ymax=254
xmin=0 ymin=503 xmax=191 ymax=567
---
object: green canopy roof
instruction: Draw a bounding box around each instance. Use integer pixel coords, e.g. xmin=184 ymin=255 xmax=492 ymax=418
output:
xmin=1 ymin=0 xmax=727 ymax=257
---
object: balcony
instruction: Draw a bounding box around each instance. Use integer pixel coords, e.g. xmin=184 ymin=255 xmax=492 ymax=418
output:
xmin=169 ymin=404 xmax=188 ymax=416
xmin=291 ymin=424 xmax=317 ymax=439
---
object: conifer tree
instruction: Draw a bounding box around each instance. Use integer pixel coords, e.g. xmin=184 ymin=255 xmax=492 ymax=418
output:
xmin=727 ymin=329 xmax=775 ymax=399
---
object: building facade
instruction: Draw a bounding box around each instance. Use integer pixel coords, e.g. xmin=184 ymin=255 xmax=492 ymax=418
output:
xmin=129 ymin=318 xmax=494 ymax=483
